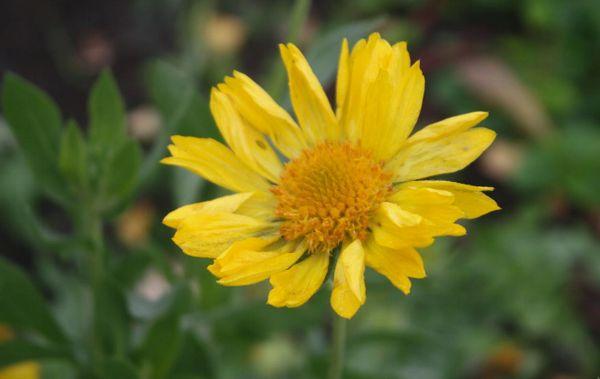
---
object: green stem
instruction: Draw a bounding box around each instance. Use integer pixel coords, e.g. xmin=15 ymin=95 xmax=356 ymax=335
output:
xmin=328 ymin=313 xmax=347 ymax=379
xmin=80 ymin=206 xmax=106 ymax=366
xmin=90 ymin=218 xmax=104 ymax=282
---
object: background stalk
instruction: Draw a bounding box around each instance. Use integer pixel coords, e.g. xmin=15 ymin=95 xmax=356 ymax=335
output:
xmin=327 ymin=313 xmax=347 ymax=379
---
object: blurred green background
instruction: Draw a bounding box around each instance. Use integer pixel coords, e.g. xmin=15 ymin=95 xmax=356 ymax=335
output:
xmin=1 ymin=0 xmax=599 ymax=378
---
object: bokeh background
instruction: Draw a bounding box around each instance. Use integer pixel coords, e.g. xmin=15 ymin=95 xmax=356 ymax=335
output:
xmin=1 ymin=0 xmax=599 ymax=378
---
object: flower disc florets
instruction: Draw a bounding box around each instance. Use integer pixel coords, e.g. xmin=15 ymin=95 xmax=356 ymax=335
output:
xmin=272 ymin=142 xmax=392 ymax=253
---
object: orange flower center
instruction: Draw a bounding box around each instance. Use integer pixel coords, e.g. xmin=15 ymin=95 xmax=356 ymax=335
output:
xmin=272 ymin=142 xmax=392 ymax=253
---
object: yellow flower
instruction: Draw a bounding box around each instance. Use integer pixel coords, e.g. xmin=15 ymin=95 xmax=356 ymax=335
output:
xmin=162 ymin=33 xmax=499 ymax=319
xmin=0 ymin=325 xmax=40 ymax=379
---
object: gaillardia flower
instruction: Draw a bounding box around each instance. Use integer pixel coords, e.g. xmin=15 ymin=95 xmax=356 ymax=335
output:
xmin=162 ymin=33 xmax=499 ymax=318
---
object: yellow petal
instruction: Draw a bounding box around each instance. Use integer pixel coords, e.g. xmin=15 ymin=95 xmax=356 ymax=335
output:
xmin=162 ymin=136 xmax=270 ymax=192
xmin=377 ymin=202 xmax=423 ymax=228
xmin=371 ymin=223 xmax=434 ymax=251
xmin=365 ymin=237 xmax=425 ymax=294
xmin=357 ymin=69 xmax=395 ymax=156
xmin=357 ymin=60 xmax=424 ymax=160
xmin=373 ymin=190 xmax=466 ymax=250
xmin=210 ymin=88 xmax=282 ymax=182
xmin=236 ymin=191 xmax=278 ymax=221
xmin=208 ymin=237 xmax=305 ymax=286
xmin=341 ymin=34 xmax=388 ymax=142
xmin=388 ymin=41 xmax=411 ymax=79
xmin=388 ymin=187 xmax=466 ymax=236
xmin=172 ymin=212 xmax=274 ymax=258
xmin=405 ymin=180 xmax=499 ymax=218
xmin=331 ymin=240 xmax=366 ymax=319
xmin=341 ymin=33 xmax=413 ymax=144
xmin=268 ymin=252 xmax=329 ymax=308
xmin=372 ymin=203 xmax=434 ymax=249
xmin=408 ymin=111 xmax=488 ymax=143
xmin=390 ymin=61 xmax=425 ymax=147
xmin=388 ymin=186 xmax=454 ymax=207
xmin=219 ymin=72 xmax=308 ymax=158
xmin=335 ymin=38 xmax=349 ymax=119
xmin=163 ymin=192 xmax=254 ymax=228
xmin=386 ymin=127 xmax=496 ymax=182
xmin=280 ymin=43 xmax=340 ymax=143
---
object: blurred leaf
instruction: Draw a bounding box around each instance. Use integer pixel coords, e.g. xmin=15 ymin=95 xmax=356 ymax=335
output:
xmin=88 ymin=70 xmax=126 ymax=158
xmin=140 ymin=314 xmax=183 ymax=379
xmin=264 ymin=0 xmax=311 ymax=98
xmin=112 ymin=251 xmax=152 ymax=288
xmin=141 ymin=61 xmax=194 ymax=186
xmin=169 ymin=333 xmax=216 ymax=379
xmin=0 ymin=154 xmax=42 ymax=246
xmin=1 ymin=73 xmax=65 ymax=202
xmin=87 ymin=70 xmax=141 ymax=215
xmin=0 ymin=258 xmax=66 ymax=343
xmin=40 ymin=264 xmax=91 ymax=342
xmin=97 ymin=358 xmax=139 ymax=379
xmin=145 ymin=61 xmax=194 ymax=123
xmin=99 ymin=139 xmax=142 ymax=213
xmin=143 ymin=60 xmax=213 ymax=199
xmin=58 ymin=119 xmax=88 ymax=194
xmin=137 ymin=285 xmax=191 ymax=379
xmin=173 ymin=169 xmax=205 ymax=207
xmin=306 ymin=17 xmax=385 ymax=88
xmin=145 ymin=60 xmax=215 ymax=139
xmin=93 ymin=277 xmax=130 ymax=357
xmin=42 ymin=360 xmax=78 ymax=379
xmin=0 ymin=340 xmax=70 ymax=368
xmin=0 ymin=148 xmax=70 ymax=253
xmin=514 ymin=125 xmax=600 ymax=207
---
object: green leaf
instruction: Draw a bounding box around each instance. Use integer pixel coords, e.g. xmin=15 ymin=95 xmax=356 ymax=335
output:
xmin=1 ymin=73 xmax=65 ymax=201
xmin=0 ymin=258 xmax=66 ymax=343
xmin=99 ymin=139 xmax=142 ymax=213
xmin=88 ymin=70 xmax=126 ymax=158
xmin=86 ymin=70 xmax=144 ymax=214
xmin=41 ymin=360 xmax=77 ymax=379
xmin=97 ymin=358 xmax=139 ymax=379
xmin=514 ymin=125 xmax=600 ymax=208
xmin=142 ymin=60 xmax=213 ymax=189
xmin=306 ymin=18 xmax=385 ymax=86
xmin=58 ymin=119 xmax=88 ymax=193
xmin=144 ymin=61 xmax=215 ymax=139
xmin=140 ymin=314 xmax=183 ymax=379
xmin=173 ymin=169 xmax=205 ymax=207
xmin=93 ymin=277 xmax=130 ymax=357
xmin=0 ymin=340 xmax=70 ymax=368
xmin=137 ymin=285 xmax=191 ymax=379
xmin=169 ymin=333 xmax=216 ymax=379
xmin=145 ymin=61 xmax=195 ymax=123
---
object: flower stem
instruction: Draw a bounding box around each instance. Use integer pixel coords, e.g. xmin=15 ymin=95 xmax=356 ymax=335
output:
xmin=79 ymin=206 xmax=106 ymax=366
xmin=328 ymin=313 xmax=347 ymax=379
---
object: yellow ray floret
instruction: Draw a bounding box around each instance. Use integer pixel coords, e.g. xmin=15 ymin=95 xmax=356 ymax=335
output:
xmin=331 ymin=240 xmax=366 ymax=319
xmin=162 ymin=32 xmax=499 ymax=319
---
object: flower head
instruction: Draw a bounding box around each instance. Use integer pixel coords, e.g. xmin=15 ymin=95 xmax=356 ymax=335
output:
xmin=162 ymin=33 xmax=499 ymax=319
